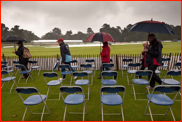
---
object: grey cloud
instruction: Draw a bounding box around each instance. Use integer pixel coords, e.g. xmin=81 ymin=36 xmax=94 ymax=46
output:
xmin=1 ymin=1 xmax=181 ymax=37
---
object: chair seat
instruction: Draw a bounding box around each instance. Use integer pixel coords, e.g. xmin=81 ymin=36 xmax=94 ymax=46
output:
xmin=75 ymin=80 xmax=89 ymax=85
xmin=102 ymin=79 xmax=117 ymax=85
xmin=71 ymin=65 xmax=78 ymax=68
xmin=155 ymin=70 xmax=161 ymax=74
xmin=7 ymin=70 xmax=14 ymax=73
xmin=122 ymin=65 xmax=129 ymax=68
xmin=133 ymin=79 xmax=149 ymax=85
xmin=47 ymin=80 xmax=62 ymax=86
xmin=147 ymin=94 xmax=173 ymax=106
xmin=2 ymin=66 xmax=13 ymax=69
xmin=83 ymin=70 xmax=92 ymax=74
xmin=1 ymin=77 xmax=16 ymax=82
xmin=19 ymin=70 xmax=31 ymax=74
xmin=23 ymin=95 xmax=47 ymax=105
xmin=31 ymin=66 xmax=41 ymax=69
xmin=101 ymin=94 xmax=123 ymax=105
xmin=127 ymin=70 xmax=137 ymax=74
xmin=92 ymin=65 xmax=95 ymax=68
xmin=64 ymin=94 xmax=84 ymax=105
xmin=61 ymin=71 xmax=72 ymax=75
xmin=159 ymin=65 xmax=168 ymax=67
xmin=162 ymin=79 xmax=180 ymax=85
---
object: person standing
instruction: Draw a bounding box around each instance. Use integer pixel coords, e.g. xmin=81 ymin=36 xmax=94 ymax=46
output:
xmin=144 ymin=34 xmax=163 ymax=89
xmin=97 ymin=42 xmax=110 ymax=79
xmin=13 ymin=41 xmax=29 ymax=79
xmin=139 ymin=41 xmax=148 ymax=78
xmin=57 ymin=38 xmax=77 ymax=80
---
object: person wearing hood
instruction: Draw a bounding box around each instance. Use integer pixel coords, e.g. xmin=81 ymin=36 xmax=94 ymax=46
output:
xmin=144 ymin=34 xmax=163 ymax=89
xmin=13 ymin=41 xmax=29 ymax=79
xmin=57 ymin=38 xmax=77 ymax=80
xmin=97 ymin=42 xmax=110 ymax=79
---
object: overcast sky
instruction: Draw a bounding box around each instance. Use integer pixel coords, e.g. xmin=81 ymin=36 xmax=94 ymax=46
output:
xmin=1 ymin=1 xmax=181 ymax=37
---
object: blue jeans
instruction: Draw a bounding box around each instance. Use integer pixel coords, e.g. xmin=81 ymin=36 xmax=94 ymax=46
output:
xmin=61 ymin=62 xmax=75 ymax=79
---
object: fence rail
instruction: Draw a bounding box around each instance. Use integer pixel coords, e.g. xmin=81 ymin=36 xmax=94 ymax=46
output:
xmin=1 ymin=53 xmax=181 ymax=71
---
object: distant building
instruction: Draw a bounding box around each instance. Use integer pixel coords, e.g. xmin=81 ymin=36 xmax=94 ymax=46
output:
xmin=32 ymin=40 xmax=83 ymax=44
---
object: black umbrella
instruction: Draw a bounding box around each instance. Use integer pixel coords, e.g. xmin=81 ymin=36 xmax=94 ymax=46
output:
xmin=2 ymin=35 xmax=27 ymax=49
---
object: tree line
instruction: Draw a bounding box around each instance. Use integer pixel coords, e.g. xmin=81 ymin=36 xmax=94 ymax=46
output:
xmin=1 ymin=23 xmax=181 ymax=42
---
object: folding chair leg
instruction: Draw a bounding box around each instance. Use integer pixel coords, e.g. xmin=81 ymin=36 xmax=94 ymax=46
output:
xmin=83 ymin=104 xmax=85 ymax=121
xmin=18 ymin=74 xmax=23 ymax=83
xmin=63 ymin=104 xmax=67 ymax=121
xmin=169 ymin=106 xmax=175 ymax=121
xmin=127 ymin=72 xmax=129 ymax=85
xmin=144 ymin=101 xmax=153 ymax=121
xmin=46 ymin=87 xmax=50 ymax=100
xmin=101 ymin=103 xmax=104 ymax=121
xmin=10 ymin=82 xmax=15 ymax=93
xmin=22 ymin=106 xmax=28 ymax=121
xmin=121 ymin=104 xmax=124 ymax=121
xmin=132 ymin=83 xmax=136 ymax=100
xmin=94 ymin=67 xmax=96 ymax=76
xmin=70 ymin=76 xmax=73 ymax=85
xmin=38 ymin=69 xmax=41 ymax=76
xmin=1 ymin=82 xmax=5 ymax=88
xmin=41 ymin=105 xmax=46 ymax=121
xmin=91 ymin=73 xmax=93 ymax=85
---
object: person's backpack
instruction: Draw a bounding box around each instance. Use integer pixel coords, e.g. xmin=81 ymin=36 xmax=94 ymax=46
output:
xmin=22 ymin=47 xmax=31 ymax=59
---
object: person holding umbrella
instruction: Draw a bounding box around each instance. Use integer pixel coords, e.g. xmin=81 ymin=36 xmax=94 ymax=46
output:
xmin=144 ymin=34 xmax=163 ymax=89
xmin=57 ymin=38 xmax=77 ymax=80
xmin=13 ymin=41 xmax=29 ymax=79
xmin=97 ymin=42 xmax=111 ymax=79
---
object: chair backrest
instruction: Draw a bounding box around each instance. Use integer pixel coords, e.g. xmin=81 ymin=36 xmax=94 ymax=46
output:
xmin=59 ymin=64 xmax=71 ymax=69
xmin=102 ymin=63 xmax=114 ymax=68
xmin=166 ymin=70 xmax=181 ymax=76
xmin=73 ymin=72 xmax=88 ymax=77
xmin=153 ymin=85 xmax=180 ymax=93
xmin=43 ymin=72 xmax=59 ymax=78
xmin=80 ymin=64 xmax=92 ymax=68
xmin=101 ymin=71 xmax=117 ymax=77
xmin=59 ymin=86 xmax=83 ymax=93
xmin=175 ymin=62 xmax=181 ymax=67
xmin=15 ymin=64 xmax=26 ymax=69
xmin=71 ymin=60 xmax=78 ymax=63
xmin=15 ymin=87 xmax=38 ymax=94
xmin=135 ymin=70 xmax=153 ymax=76
xmin=162 ymin=58 xmax=170 ymax=62
xmin=1 ymin=70 xmax=8 ymax=75
xmin=29 ymin=61 xmax=38 ymax=64
xmin=86 ymin=59 xmax=95 ymax=63
xmin=1 ymin=65 xmax=7 ymax=68
xmin=128 ymin=63 xmax=140 ymax=67
xmin=1 ymin=61 xmax=8 ymax=65
xmin=13 ymin=61 xmax=19 ymax=64
xmin=101 ymin=86 xmax=125 ymax=93
xmin=123 ymin=59 xmax=133 ymax=62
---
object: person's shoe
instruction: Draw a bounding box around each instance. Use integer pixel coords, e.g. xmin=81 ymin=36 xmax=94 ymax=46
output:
xmin=59 ymin=78 xmax=65 ymax=81
xmin=74 ymin=76 xmax=78 ymax=80
xmin=146 ymin=86 xmax=154 ymax=89
xmin=97 ymin=77 xmax=101 ymax=79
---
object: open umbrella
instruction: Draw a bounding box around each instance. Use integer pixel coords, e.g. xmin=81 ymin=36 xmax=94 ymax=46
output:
xmin=85 ymin=32 xmax=114 ymax=52
xmin=128 ymin=19 xmax=175 ymax=34
xmin=2 ymin=35 xmax=27 ymax=49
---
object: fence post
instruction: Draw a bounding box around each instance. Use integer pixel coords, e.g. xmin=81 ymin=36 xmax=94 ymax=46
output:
xmin=116 ymin=54 xmax=118 ymax=70
xmin=168 ymin=53 xmax=172 ymax=70
xmin=2 ymin=54 xmax=5 ymax=61
xmin=57 ymin=54 xmax=59 ymax=71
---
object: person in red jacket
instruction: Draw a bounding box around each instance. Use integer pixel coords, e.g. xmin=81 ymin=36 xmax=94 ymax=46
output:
xmin=97 ymin=42 xmax=110 ymax=79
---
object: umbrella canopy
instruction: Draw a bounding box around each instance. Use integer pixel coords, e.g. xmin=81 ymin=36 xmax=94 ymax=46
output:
xmin=128 ymin=19 xmax=175 ymax=34
xmin=86 ymin=32 xmax=114 ymax=42
xmin=2 ymin=35 xmax=27 ymax=49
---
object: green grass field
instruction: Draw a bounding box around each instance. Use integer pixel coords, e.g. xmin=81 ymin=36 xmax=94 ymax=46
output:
xmin=1 ymin=42 xmax=181 ymax=56
xmin=1 ymin=70 xmax=181 ymax=121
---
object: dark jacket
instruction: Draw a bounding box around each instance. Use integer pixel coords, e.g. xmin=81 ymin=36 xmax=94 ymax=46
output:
xmin=146 ymin=38 xmax=163 ymax=65
xmin=100 ymin=43 xmax=110 ymax=63
xmin=15 ymin=45 xmax=29 ymax=64
xmin=60 ymin=42 xmax=71 ymax=63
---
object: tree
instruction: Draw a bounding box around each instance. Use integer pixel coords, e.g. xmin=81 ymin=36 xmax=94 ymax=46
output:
xmin=87 ymin=28 xmax=94 ymax=35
